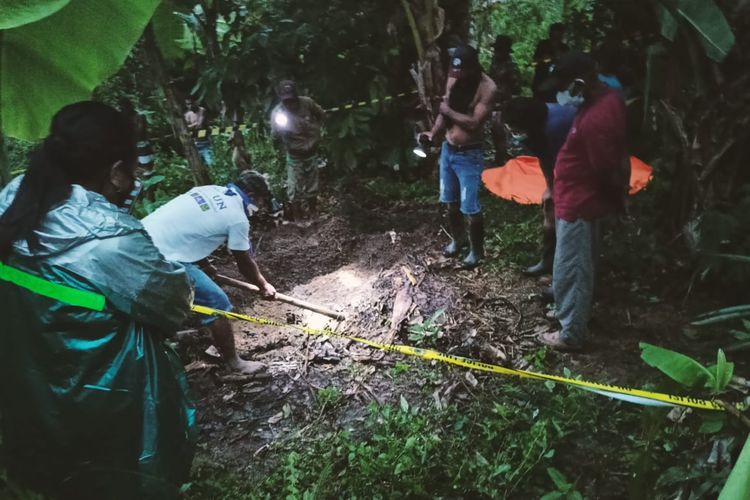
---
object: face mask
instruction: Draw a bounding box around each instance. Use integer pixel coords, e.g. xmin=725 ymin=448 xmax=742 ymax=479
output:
xmin=556 ymin=90 xmax=585 ymax=108
xmin=246 ymin=202 xmax=260 ymax=218
xmin=557 ymin=78 xmax=586 ymax=108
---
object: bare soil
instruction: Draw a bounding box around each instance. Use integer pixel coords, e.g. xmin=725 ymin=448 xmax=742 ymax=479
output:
xmin=179 ymin=185 xmax=696 ymax=476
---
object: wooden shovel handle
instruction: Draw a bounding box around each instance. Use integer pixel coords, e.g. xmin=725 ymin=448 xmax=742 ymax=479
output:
xmin=215 ymin=274 xmax=346 ymax=321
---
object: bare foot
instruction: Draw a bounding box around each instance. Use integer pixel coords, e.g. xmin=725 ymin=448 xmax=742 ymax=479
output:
xmin=537 ymin=331 xmax=584 ymax=351
xmin=227 ymin=358 xmax=267 ymax=375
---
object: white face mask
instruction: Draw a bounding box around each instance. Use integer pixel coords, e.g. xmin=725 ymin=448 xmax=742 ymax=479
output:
xmin=246 ymin=203 xmax=260 ymax=217
xmin=556 ymin=90 xmax=585 ymax=108
xmin=556 ymin=78 xmax=586 ymax=108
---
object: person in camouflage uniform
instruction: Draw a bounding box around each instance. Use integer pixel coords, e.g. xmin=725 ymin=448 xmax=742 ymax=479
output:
xmin=488 ymin=35 xmax=521 ymax=165
xmin=271 ymin=80 xmax=325 ymax=220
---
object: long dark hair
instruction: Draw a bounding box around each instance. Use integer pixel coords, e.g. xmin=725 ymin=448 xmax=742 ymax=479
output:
xmin=0 ymin=101 xmax=136 ymax=260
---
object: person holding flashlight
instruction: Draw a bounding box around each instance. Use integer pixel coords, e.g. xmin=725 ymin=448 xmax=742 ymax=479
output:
xmin=420 ymin=44 xmax=497 ymax=269
xmin=271 ymin=80 xmax=325 ymax=221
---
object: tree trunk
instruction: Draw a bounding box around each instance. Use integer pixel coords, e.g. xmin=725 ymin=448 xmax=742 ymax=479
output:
xmin=221 ymin=82 xmax=254 ymax=170
xmin=402 ymin=0 xmax=446 ymax=178
xmin=141 ymin=23 xmax=210 ymax=185
xmin=440 ymin=0 xmax=470 ymax=42
xmin=198 ymin=0 xmax=221 ymax=62
xmin=403 ymin=0 xmax=445 ymax=127
xmin=0 ymin=132 xmax=8 ymax=188
xmin=0 ymin=31 xmax=9 ymax=187
xmin=196 ymin=3 xmax=254 ymax=172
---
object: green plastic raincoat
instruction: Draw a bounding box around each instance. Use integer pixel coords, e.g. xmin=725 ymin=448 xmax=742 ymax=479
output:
xmin=0 ymin=176 xmax=196 ymax=499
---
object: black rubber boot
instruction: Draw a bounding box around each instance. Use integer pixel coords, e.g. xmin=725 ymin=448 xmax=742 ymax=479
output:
xmin=523 ymin=226 xmax=555 ymax=276
xmin=463 ymin=213 xmax=484 ymax=269
xmin=306 ymin=196 xmax=318 ymax=216
xmin=286 ymin=201 xmax=301 ymax=221
xmin=443 ymin=203 xmax=467 ymax=257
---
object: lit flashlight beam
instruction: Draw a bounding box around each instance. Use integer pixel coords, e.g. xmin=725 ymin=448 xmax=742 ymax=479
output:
xmin=273 ymin=111 xmax=289 ymax=128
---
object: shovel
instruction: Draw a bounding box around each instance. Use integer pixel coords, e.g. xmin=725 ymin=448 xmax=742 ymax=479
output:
xmin=215 ymin=274 xmax=346 ymax=321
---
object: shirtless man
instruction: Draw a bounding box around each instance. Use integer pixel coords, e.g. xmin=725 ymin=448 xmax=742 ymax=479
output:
xmin=420 ymin=44 xmax=496 ymax=269
xmin=184 ymin=98 xmax=214 ymax=166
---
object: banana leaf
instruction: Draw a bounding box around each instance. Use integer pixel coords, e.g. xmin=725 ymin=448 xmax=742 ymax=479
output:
xmin=693 ymin=305 xmax=750 ymax=326
xmin=0 ymin=0 xmax=161 ymax=140
xmin=719 ymin=434 xmax=750 ymax=500
xmin=640 ymin=342 xmax=715 ymax=388
xmin=657 ymin=0 xmax=735 ymax=62
xmin=0 ymin=0 xmax=69 ymax=29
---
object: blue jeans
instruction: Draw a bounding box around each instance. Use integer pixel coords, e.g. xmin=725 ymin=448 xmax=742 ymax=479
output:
xmin=438 ymin=142 xmax=483 ymax=215
xmin=183 ymin=263 xmax=232 ymax=325
xmin=194 ymin=139 xmax=214 ymax=167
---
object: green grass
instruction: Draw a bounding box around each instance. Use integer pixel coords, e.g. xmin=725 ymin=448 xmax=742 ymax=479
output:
xmin=483 ymin=193 xmax=541 ymax=272
xmin=314 ymin=387 xmax=343 ymax=410
xmin=363 ymin=176 xmax=435 ymax=204
xmin=388 ymin=361 xmax=411 ymax=378
xmin=185 ymin=371 xmax=741 ymax=499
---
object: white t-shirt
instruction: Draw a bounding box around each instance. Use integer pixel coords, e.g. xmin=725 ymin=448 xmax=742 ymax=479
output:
xmin=142 ymin=185 xmax=251 ymax=263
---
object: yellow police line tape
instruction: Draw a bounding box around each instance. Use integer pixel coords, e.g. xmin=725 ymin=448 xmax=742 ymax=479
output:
xmin=192 ymin=90 xmax=419 ymax=138
xmin=191 ymin=304 xmax=744 ymax=413
xmin=195 ymin=123 xmax=254 ymax=139
xmin=324 ymin=90 xmax=419 ymax=113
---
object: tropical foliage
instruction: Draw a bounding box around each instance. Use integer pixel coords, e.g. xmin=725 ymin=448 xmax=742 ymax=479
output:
xmin=1 ymin=0 xmax=749 ymax=497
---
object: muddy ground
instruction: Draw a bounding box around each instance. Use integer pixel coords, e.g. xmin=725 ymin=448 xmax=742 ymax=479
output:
xmin=178 ymin=184 xmax=697 ymax=481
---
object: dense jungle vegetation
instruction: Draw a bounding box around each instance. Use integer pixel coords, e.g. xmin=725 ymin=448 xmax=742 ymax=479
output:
xmin=1 ymin=0 xmax=750 ymax=498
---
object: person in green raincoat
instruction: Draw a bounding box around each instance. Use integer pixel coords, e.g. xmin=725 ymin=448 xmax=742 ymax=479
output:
xmin=0 ymin=101 xmax=196 ymax=499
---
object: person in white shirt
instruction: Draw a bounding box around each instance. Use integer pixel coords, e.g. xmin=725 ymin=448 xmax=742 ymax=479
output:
xmin=143 ymin=170 xmax=276 ymax=374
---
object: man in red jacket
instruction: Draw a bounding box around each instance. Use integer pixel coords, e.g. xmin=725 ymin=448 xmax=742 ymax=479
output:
xmin=537 ymin=51 xmax=629 ymax=350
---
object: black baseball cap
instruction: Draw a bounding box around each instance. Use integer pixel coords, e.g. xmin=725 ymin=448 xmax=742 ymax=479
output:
xmin=538 ymin=50 xmax=595 ymax=93
xmin=449 ymin=44 xmax=480 ymax=77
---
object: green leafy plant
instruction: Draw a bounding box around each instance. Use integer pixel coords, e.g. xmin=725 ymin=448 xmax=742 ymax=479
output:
xmin=719 ymin=433 xmax=750 ymax=500
xmin=389 ymin=361 xmax=411 ymax=378
xmin=656 ymin=0 xmax=735 ymax=62
xmin=689 ymin=252 xmax=750 ymax=352
xmin=0 ymin=0 xmax=161 ymax=140
xmin=693 ymin=305 xmax=750 ymax=327
xmin=640 ymin=342 xmax=734 ymax=393
xmin=314 ymin=387 xmax=343 ymax=410
xmin=541 ymin=467 xmax=584 ymax=500
xmin=407 ymin=308 xmax=445 ymax=346
xmin=639 ymin=342 xmax=750 ymax=497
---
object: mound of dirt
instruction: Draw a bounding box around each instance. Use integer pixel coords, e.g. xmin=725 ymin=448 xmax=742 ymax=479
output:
xmin=181 ymin=185 xmax=696 ymax=472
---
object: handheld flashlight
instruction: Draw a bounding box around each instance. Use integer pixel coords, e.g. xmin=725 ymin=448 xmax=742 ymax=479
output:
xmin=413 ymin=134 xmax=432 ymax=158
xmin=273 ymin=111 xmax=289 ymax=128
